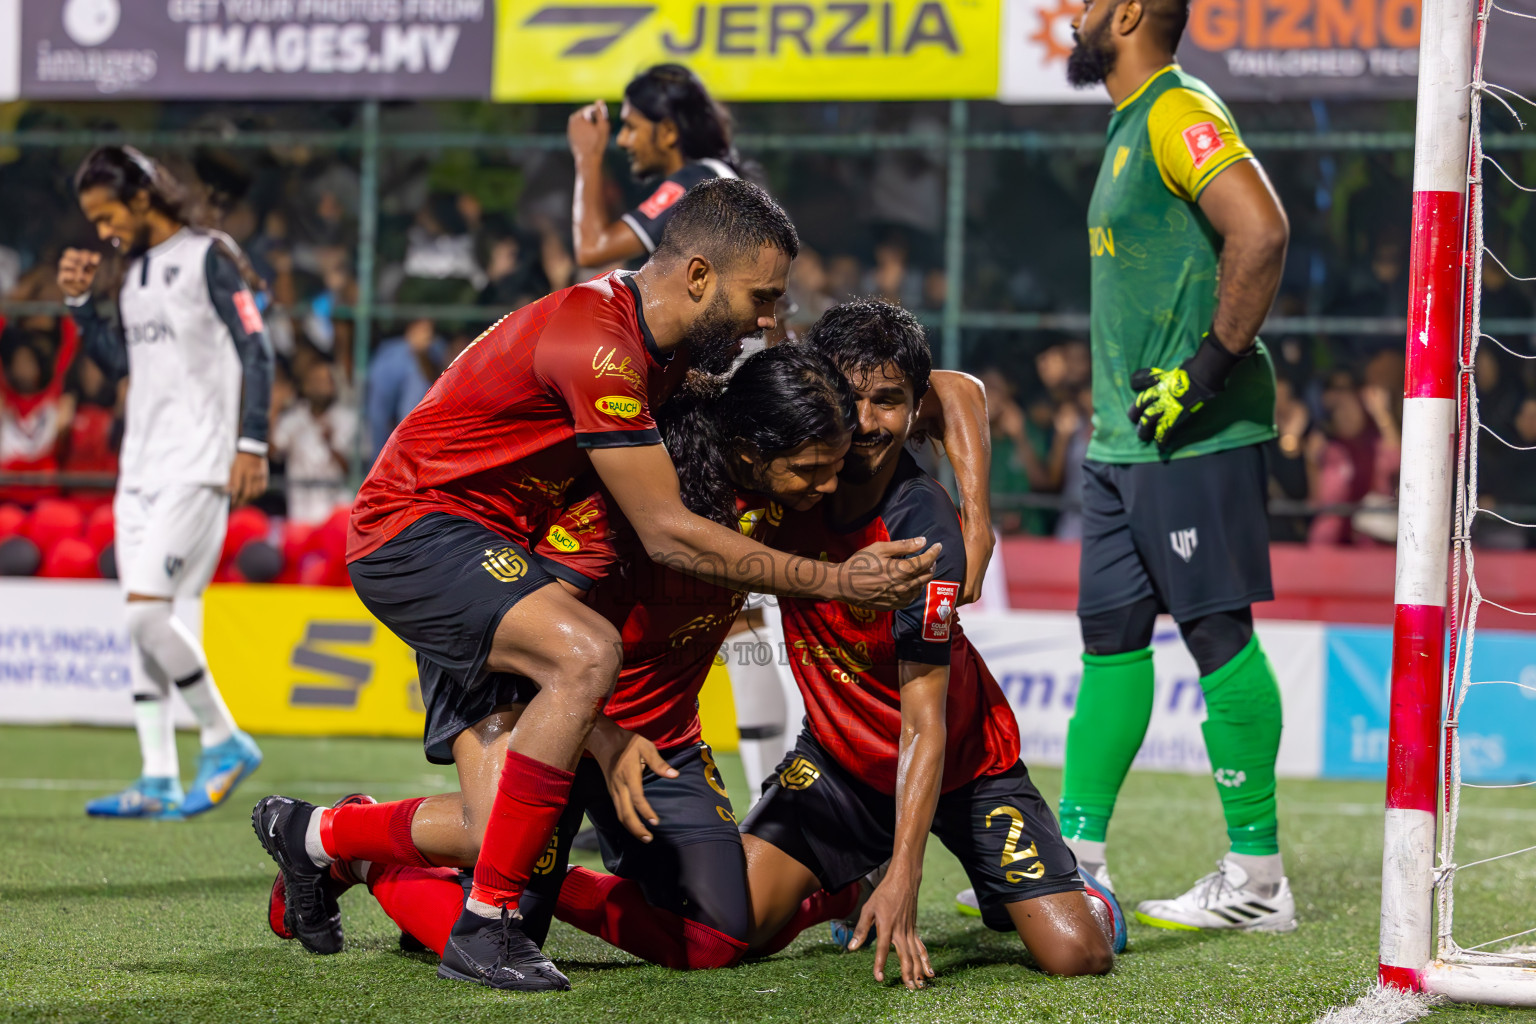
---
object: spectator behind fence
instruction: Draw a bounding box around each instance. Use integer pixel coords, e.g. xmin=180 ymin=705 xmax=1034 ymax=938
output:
xmin=366 ymin=319 xmax=444 ymax=464
xmin=271 ymin=359 xmax=356 ymax=524
xmin=1266 ymin=377 xmax=1312 ymax=543
xmin=1307 ymin=370 xmax=1401 ymax=546
xmin=0 ymin=313 xmax=78 ymax=503
xmin=60 ymin=354 xmax=122 ymax=492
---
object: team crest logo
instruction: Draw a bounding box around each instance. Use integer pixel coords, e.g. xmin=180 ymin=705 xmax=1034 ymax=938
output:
xmin=481 ymin=547 xmax=528 ymax=583
xmin=638 ymin=180 xmax=686 ymax=219
xmin=164 ymin=555 xmax=184 ymax=578
xmin=779 ymin=757 xmax=821 ymax=791
xmin=1112 ymin=145 xmax=1130 ymax=179
xmin=595 ymin=395 xmax=642 ymax=419
xmin=922 ymin=580 xmax=960 ymax=642
xmin=1183 ymin=121 xmax=1225 ymax=169
xmin=533 ymin=828 xmax=560 ymax=874
xmin=163 ymin=265 xmax=180 ymax=287
xmin=546 ymin=524 xmax=581 ymax=553
xmin=1170 ymin=528 xmax=1198 ymax=563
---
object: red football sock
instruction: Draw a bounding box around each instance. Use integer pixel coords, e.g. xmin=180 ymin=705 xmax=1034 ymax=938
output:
xmin=756 ymin=884 xmax=860 ymax=957
xmin=469 ymin=749 xmax=574 ymax=909
xmin=320 ymin=798 xmax=431 ymax=868
xmin=365 ymin=863 xmax=463 ymax=956
xmin=555 ymin=867 xmax=747 ymax=970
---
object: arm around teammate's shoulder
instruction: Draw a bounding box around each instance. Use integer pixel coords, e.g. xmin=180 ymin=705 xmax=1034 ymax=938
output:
xmin=586 ymin=443 xmax=940 ymax=610
xmin=914 ymin=370 xmax=993 ymax=605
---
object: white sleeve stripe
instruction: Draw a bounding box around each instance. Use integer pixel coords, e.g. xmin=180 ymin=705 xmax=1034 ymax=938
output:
xmin=620 ymin=213 xmax=656 ymax=253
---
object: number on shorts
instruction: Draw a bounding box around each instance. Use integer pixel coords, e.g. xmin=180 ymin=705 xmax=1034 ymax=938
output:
xmin=985 ymin=805 xmax=1045 ymax=883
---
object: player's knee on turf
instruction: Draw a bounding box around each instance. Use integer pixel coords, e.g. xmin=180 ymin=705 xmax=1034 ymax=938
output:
xmin=1030 ymin=926 xmax=1114 ymax=977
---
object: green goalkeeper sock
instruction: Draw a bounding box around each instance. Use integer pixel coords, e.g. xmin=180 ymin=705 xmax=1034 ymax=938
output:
xmin=1058 ymin=648 xmax=1155 ymax=843
xmin=1199 ymin=635 xmax=1283 ymax=856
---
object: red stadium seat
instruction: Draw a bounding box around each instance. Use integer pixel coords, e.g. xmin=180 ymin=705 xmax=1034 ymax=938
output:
xmin=85 ymin=504 xmax=115 ymax=556
xmin=26 ymin=499 xmax=85 ymax=554
xmin=40 ymin=537 xmax=99 ymax=579
xmin=0 ymin=503 xmax=26 ymax=540
xmin=222 ymin=506 xmax=270 ymax=562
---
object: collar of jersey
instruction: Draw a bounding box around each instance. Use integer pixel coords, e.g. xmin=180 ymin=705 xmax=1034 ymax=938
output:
xmin=618 ymin=271 xmax=669 ymax=364
xmin=1115 ymin=63 xmax=1179 ymax=111
xmin=145 ymin=226 xmax=192 ymax=259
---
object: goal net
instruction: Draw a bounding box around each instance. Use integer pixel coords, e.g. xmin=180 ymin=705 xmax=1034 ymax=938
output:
xmin=1382 ymin=0 xmax=1536 ymax=1005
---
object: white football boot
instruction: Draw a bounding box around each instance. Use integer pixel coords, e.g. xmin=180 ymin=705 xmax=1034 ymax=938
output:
xmin=1134 ymin=857 xmax=1297 ymax=933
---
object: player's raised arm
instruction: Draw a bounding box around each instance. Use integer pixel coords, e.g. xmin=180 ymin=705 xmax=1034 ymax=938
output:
xmin=58 ymin=249 xmax=129 ymax=380
xmin=589 ymin=444 xmax=937 ymax=610
xmin=914 ymin=369 xmax=993 ymax=604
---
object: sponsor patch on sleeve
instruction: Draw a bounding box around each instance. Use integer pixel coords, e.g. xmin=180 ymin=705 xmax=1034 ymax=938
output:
xmin=1181 ymin=121 xmax=1224 ymax=170
xmin=232 ymin=289 xmax=264 ymax=335
xmin=922 ymin=581 xmax=960 ymax=642
xmin=637 ymin=180 xmax=686 ymax=220
xmin=595 ymin=395 xmax=643 ymax=419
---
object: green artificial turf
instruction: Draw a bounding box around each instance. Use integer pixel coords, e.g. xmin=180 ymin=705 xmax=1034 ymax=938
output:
xmin=2 ymin=726 xmax=1532 ymax=1023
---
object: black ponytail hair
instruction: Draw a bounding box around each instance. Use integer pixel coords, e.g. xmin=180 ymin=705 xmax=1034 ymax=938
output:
xmin=73 ymin=145 xmax=266 ymax=298
xmin=624 ymin=64 xmax=743 ymax=174
xmin=658 ymin=344 xmax=857 ymax=527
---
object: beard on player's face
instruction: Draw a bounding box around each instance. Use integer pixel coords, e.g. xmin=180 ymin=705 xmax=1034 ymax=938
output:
xmin=1066 ymin=14 xmax=1118 ymax=87
xmin=684 ymin=287 xmax=761 ymax=374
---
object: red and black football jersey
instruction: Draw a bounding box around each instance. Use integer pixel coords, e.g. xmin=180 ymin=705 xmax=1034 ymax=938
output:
xmin=620 ymin=159 xmax=738 ymax=255
xmin=537 ymin=489 xmax=783 ymax=750
xmin=778 ymin=452 xmax=1020 ymax=795
xmin=348 ymin=272 xmax=687 ymax=562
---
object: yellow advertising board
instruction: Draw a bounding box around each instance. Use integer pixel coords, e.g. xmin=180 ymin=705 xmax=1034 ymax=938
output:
xmin=202 ymin=583 xmax=742 ymax=751
xmin=203 ymin=584 xmax=424 ymax=739
xmin=493 ymin=0 xmax=1000 ymax=101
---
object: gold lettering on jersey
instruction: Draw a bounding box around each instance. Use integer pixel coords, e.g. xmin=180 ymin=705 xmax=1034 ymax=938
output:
xmin=779 ymin=757 xmax=821 ymax=791
xmin=508 ymin=473 xmax=575 ymax=505
xmin=546 ymin=524 xmax=581 ymax=553
xmin=843 ymin=602 xmax=879 ymax=624
xmin=669 ymin=611 xmax=734 ymax=648
xmin=700 ymin=745 xmax=730 ymax=798
xmin=791 ymin=640 xmax=873 ymax=683
xmin=563 ymin=496 xmax=603 ymax=533
xmin=1112 ymin=145 xmax=1130 ymax=179
xmin=1089 ymin=225 xmax=1116 ymax=258
xmin=716 ymin=805 xmax=737 ymax=824
xmin=766 ymin=502 xmax=784 ymax=527
xmin=593 ymin=346 xmax=645 ymax=391
xmin=482 ymin=547 xmax=529 ymax=584
xmin=596 ymin=395 xmax=643 ymax=419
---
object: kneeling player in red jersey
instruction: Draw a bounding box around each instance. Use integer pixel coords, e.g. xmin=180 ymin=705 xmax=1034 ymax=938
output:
xmin=739 ymin=300 xmax=1121 ymax=990
xmin=263 ymin=340 xmax=995 ymax=974
xmin=250 ymin=181 xmax=939 ymax=992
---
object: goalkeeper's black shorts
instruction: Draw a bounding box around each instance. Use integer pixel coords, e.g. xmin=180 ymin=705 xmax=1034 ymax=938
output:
xmin=1077 ymin=443 xmax=1274 ymax=623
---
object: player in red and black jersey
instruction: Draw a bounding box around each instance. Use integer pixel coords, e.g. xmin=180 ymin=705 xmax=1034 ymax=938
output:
xmin=569 ymin=65 xmax=745 ymax=268
xmin=740 ymin=301 xmax=1122 ymax=989
xmin=250 ymin=181 xmax=940 ymax=993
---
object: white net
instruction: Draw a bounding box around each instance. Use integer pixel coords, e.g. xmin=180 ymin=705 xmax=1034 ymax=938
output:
xmin=1438 ymin=0 xmax=1536 ymax=977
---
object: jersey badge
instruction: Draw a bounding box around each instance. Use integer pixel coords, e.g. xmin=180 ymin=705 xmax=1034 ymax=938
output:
xmin=596 ymin=395 xmax=642 ymax=419
xmin=1170 ymin=527 xmax=1198 ymax=563
xmin=546 ymin=524 xmax=581 ymax=553
xmin=164 ymin=555 xmax=184 ymax=578
xmin=779 ymin=757 xmax=821 ymax=791
xmin=922 ymin=581 xmax=959 ymax=642
xmin=638 ymin=180 xmax=687 ymax=219
xmin=163 ymin=265 xmax=181 ymax=287
xmin=232 ymin=289 xmax=265 ymax=335
xmin=1182 ymin=121 xmax=1224 ymax=169
xmin=1112 ymin=146 xmax=1130 ymax=179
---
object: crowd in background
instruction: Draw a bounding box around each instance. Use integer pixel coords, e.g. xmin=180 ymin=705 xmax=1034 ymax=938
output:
xmin=1 ymin=97 xmax=1534 ymax=552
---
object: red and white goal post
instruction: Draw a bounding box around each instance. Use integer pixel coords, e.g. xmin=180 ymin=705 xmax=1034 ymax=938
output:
xmin=1380 ymin=0 xmax=1536 ymax=1004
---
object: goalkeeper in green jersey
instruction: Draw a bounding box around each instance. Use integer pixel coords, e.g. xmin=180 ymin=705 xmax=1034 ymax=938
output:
xmin=958 ymin=0 xmax=1294 ymax=933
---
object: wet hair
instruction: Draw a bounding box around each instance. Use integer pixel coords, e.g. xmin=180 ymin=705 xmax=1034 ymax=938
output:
xmin=803 ymin=298 xmax=932 ymax=404
xmin=72 ymin=145 xmax=266 ymax=298
xmin=658 ymin=345 xmax=856 ymax=527
xmin=652 ymin=177 xmax=799 ymax=270
xmin=625 ymin=64 xmax=740 ymax=171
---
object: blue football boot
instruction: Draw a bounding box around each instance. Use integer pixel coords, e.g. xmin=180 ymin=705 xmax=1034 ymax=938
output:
xmin=180 ymin=731 xmax=263 ymax=817
xmin=85 ymin=776 xmax=183 ymax=819
xmin=1080 ymin=866 xmax=1128 ymax=954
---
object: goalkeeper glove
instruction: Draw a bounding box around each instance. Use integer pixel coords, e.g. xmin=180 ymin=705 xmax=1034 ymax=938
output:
xmin=1127 ymin=331 xmax=1250 ymax=446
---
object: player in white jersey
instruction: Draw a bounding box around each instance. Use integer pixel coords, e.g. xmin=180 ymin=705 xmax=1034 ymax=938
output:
xmin=58 ymin=146 xmax=272 ymax=820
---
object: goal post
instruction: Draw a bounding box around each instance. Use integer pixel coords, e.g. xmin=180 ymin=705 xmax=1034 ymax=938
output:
xmin=1378 ymin=0 xmax=1475 ymax=996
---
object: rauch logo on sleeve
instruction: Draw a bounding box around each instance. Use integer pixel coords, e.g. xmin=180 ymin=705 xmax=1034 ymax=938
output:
xmin=922 ymin=581 xmax=960 ymax=642
xmin=595 ymin=395 xmax=642 ymax=419
xmin=233 ymin=290 xmax=265 ymax=335
xmin=1182 ymin=121 xmax=1225 ymax=169
xmin=638 ymin=180 xmax=686 ymax=219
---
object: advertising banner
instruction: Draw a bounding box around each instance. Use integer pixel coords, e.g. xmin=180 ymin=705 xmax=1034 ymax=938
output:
xmin=0 ymin=0 xmax=18 ymax=100
xmin=492 ymin=0 xmax=1001 ymax=101
xmin=1322 ymin=624 xmax=1536 ymax=783
xmin=19 ymin=0 xmax=494 ymax=99
xmin=0 ymin=580 xmax=196 ymax=728
xmin=202 ymin=583 xmax=424 ymax=738
xmin=957 ymin=611 xmax=1326 ymax=778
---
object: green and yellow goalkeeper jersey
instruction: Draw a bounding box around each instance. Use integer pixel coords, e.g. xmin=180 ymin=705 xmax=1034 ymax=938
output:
xmin=1085 ymin=64 xmax=1277 ymax=464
